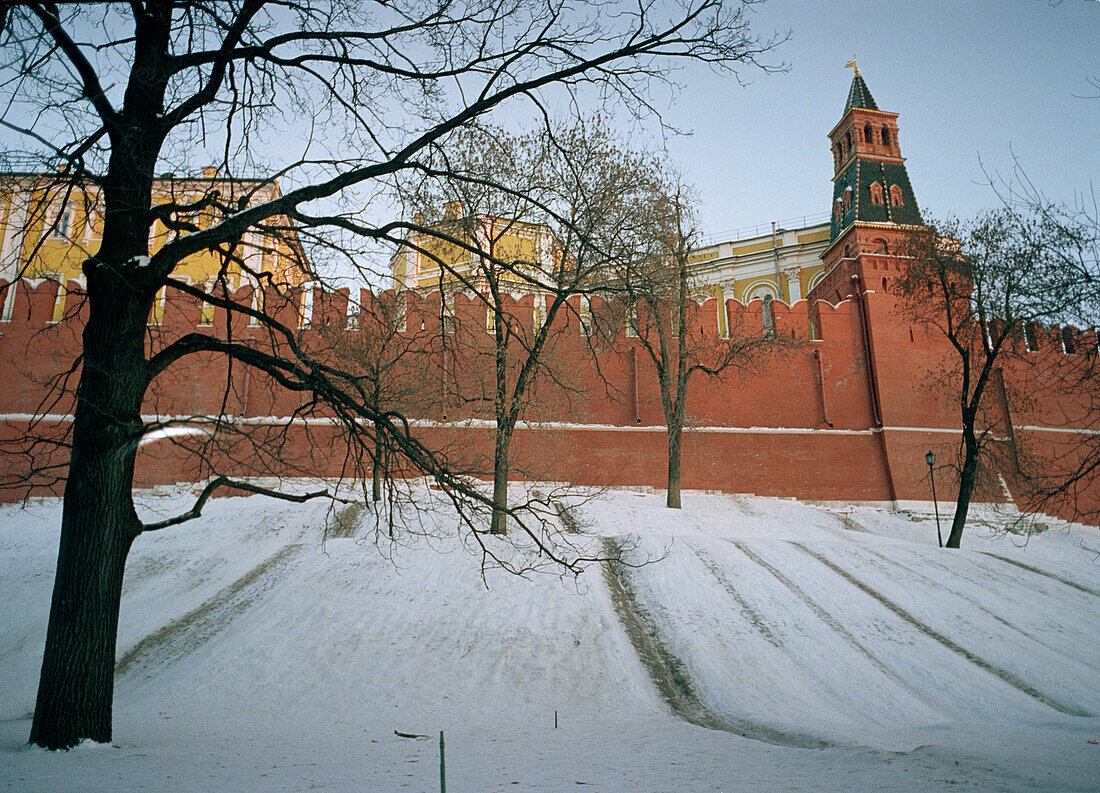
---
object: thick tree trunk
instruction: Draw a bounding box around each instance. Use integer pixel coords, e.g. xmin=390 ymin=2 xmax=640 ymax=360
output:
xmin=30 ymin=285 xmax=149 ymax=749
xmin=666 ymin=420 xmax=683 ymax=509
xmin=30 ymin=489 xmax=136 ymax=749
xmin=946 ymin=445 xmax=980 ymax=549
xmin=372 ymin=425 xmax=383 ymax=502
xmin=490 ymin=432 xmax=509 ymax=535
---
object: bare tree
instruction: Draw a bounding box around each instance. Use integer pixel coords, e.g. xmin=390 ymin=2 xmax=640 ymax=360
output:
xmin=610 ymin=179 xmax=772 ymax=508
xmin=316 ymin=289 xmax=428 ymax=505
xmin=896 ymin=206 xmax=1098 ymax=548
xmin=398 ymin=124 xmax=660 ymax=533
xmin=0 ymin=1 xmax=781 ymax=749
xmin=993 ymin=183 xmax=1100 ymax=527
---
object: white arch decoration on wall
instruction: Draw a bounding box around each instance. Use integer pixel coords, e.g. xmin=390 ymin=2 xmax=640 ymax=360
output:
xmin=742 ymin=279 xmax=779 ymax=302
xmin=806 ymin=270 xmax=826 ymax=293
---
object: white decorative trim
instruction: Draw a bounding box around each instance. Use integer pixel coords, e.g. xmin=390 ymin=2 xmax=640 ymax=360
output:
xmin=741 ymin=279 xmax=779 ymax=301
xmin=4 ymin=414 xmax=1094 ymax=439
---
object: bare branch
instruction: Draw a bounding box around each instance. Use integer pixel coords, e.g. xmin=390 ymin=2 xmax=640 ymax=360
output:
xmin=139 ymin=475 xmax=345 ymax=534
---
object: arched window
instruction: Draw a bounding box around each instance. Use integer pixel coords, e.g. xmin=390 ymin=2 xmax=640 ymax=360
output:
xmin=747 ymin=282 xmax=778 ymax=301
xmin=889 ymin=184 xmax=904 ymax=206
xmin=833 ymin=199 xmax=844 ymax=222
xmin=872 ymin=237 xmax=888 ymax=254
xmin=881 ymin=126 xmax=891 ymax=147
xmin=806 ymin=270 xmax=826 ymax=293
xmin=842 ymin=187 xmax=852 ymax=214
xmin=845 ymin=130 xmax=852 ymax=151
xmin=869 ymin=182 xmax=884 ymax=205
xmin=863 ymin=122 xmax=873 ymax=145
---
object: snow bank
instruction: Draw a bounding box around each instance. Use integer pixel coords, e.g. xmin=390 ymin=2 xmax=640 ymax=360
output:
xmin=1 ymin=487 xmax=1097 ymax=792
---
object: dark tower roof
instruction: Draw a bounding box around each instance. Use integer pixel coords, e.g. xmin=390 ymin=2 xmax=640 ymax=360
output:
xmin=844 ymin=71 xmax=879 ymax=113
xmin=827 ymin=70 xmax=922 ymax=245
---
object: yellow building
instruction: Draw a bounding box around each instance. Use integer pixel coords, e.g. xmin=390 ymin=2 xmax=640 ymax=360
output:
xmin=0 ymin=168 xmax=305 ymax=323
xmin=685 ymin=215 xmax=831 ymax=305
xmin=392 ymin=202 xmax=556 ymax=296
xmin=393 ymin=202 xmax=831 ymax=313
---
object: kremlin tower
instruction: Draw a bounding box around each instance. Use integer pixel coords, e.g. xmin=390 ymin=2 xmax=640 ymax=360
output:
xmin=809 ymin=66 xmax=924 ymax=304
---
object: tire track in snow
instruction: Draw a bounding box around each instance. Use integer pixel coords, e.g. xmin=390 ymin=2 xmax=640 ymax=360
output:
xmin=833 ymin=514 xmax=873 ymax=534
xmin=792 ymin=543 xmax=1092 ymax=718
xmin=687 ymin=545 xmax=782 ymax=648
xmin=116 ymin=543 xmax=305 ymax=680
xmin=601 ymin=538 xmax=831 ymax=748
xmin=861 ymin=545 xmax=1100 ymax=674
xmin=325 ymin=502 xmax=364 ymax=539
xmin=907 ymin=545 xmax=1097 ymax=607
xmin=725 ymin=541 xmax=952 ymax=718
xmin=980 ymin=553 xmax=1099 ymax=597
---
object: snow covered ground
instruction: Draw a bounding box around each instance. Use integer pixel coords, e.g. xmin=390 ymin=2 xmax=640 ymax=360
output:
xmin=0 ymin=486 xmax=1097 ymax=792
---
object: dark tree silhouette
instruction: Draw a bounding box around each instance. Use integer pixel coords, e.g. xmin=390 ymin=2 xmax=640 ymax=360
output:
xmin=896 ymin=206 xmax=1098 ymax=547
xmin=0 ymin=1 xmax=783 ymax=749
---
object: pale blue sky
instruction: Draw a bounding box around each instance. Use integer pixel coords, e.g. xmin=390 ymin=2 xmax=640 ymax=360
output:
xmin=660 ymin=0 xmax=1100 ymax=239
xmin=3 ymin=1 xmax=1095 ymax=254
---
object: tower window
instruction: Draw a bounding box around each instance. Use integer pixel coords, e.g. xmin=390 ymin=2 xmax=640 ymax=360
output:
xmin=869 ymin=182 xmax=884 ymax=205
xmin=889 ymin=184 xmax=904 ymax=206
xmin=845 ymin=130 xmax=852 ymax=151
xmin=881 ymin=126 xmax=891 ymax=147
xmin=863 ymin=123 xmax=873 ymax=145
xmin=842 ymin=187 xmax=852 ymax=214
xmin=833 ymin=199 xmax=844 ymax=222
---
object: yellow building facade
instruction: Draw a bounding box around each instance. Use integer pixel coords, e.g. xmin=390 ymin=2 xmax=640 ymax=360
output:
xmin=685 ymin=216 xmax=831 ymax=305
xmin=392 ymin=204 xmax=831 ymax=314
xmin=0 ymin=169 xmax=304 ymax=324
xmin=392 ymin=204 xmax=555 ymax=296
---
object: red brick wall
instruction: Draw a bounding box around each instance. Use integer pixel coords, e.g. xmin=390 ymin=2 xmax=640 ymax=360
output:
xmin=1 ymin=277 xmax=1095 ymax=523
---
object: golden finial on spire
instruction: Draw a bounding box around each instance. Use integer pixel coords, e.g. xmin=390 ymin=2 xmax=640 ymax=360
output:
xmin=845 ymin=58 xmax=859 ymax=75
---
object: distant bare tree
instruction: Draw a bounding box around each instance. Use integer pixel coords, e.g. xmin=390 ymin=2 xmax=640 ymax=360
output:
xmin=896 ymin=206 xmax=1098 ymax=547
xmin=991 ymin=179 xmax=1100 ymax=527
xmin=399 ymin=124 xmax=661 ymax=533
xmin=317 ymin=289 xmax=428 ymax=505
xmin=610 ymin=179 xmax=773 ymax=508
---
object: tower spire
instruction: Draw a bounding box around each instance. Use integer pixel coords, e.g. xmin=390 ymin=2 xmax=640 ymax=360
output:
xmin=809 ymin=70 xmax=925 ymax=304
xmin=843 ymin=68 xmax=880 ymax=113
xmin=824 ymin=69 xmax=920 ymax=246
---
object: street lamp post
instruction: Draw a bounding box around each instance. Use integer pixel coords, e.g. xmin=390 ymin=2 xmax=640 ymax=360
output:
xmin=925 ymin=450 xmax=942 ymax=548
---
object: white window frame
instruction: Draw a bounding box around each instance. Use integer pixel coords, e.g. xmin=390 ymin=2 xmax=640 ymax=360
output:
xmin=346 ymin=295 xmax=360 ymax=330
xmin=47 ymin=204 xmax=74 ymax=240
